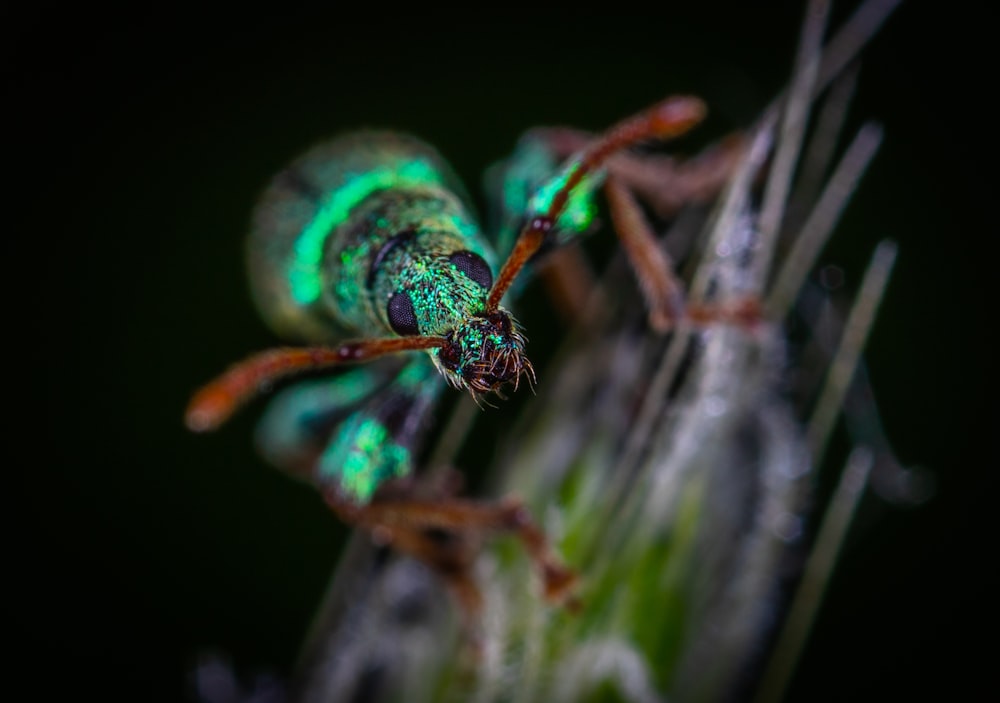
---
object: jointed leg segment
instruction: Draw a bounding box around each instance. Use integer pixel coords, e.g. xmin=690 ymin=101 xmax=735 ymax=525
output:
xmin=325 ymin=490 xmax=578 ymax=616
xmin=604 ymin=173 xmax=762 ymax=332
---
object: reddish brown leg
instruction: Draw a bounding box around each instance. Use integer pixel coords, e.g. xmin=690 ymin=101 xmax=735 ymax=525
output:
xmin=604 ymin=174 xmax=761 ymax=332
xmin=531 ymin=128 xmax=748 ymax=220
xmin=513 ymin=119 xmax=752 ymax=332
xmin=604 ymin=175 xmax=686 ymax=332
xmin=326 ymin=492 xmax=578 ymax=611
xmin=610 ymin=133 xmax=748 ymax=219
xmin=356 ymin=502 xmax=485 ymax=616
xmin=487 ymin=96 xmax=707 ymax=311
xmin=185 ymin=335 xmax=445 ymax=432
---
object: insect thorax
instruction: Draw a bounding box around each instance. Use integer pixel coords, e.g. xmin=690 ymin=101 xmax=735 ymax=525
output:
xmin=246 ymin=130 xmax=486 ymax=343
xmin=322 ymin=187 xmax=497 ymax=338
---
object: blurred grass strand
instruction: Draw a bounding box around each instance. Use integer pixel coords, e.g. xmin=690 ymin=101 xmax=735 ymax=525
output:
xmin=754 ymin=0 xmax=830 ymax=290
xmin=752 ymin=237 xmax=897 ymax=703
xmin=752 ymin=446 xmax=874 ymax=703
xmin=782 ymin=65 xmax=859 ymax=235
xmin=806 ymin=240 xmax=898 ymax=458
xmin=767 ymin=122 xmax=883 ymax=318
xmin=816 ymin=0 xmax=903 ymax=92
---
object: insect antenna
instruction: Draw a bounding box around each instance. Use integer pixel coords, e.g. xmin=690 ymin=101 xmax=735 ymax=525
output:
xmin=486 ymin=96 xmax=707 ymax=312
xmin=185 ymin=336 xmax=446 ymax=432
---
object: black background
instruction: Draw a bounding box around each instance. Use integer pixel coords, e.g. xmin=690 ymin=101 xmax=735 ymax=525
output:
xmin=17 ymin=1 xmax=992 ymax=700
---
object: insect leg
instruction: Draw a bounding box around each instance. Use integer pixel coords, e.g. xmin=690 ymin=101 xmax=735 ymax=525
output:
xmin=186 ymin=335 xmax=445 ymax=432
xmin=605 ymin=174 xmax=761 ymax=331
xmin=487 ymin=96 xmax=707 ymax=311
xmin=536 ymin=128 xmax=747 ymax=221
xmin=337 ymin=496 xmax=486 ymax=615
xmin=603 ymin=175 xmax=685 ymax=331
xmin=327 ymin=492 xmax=577 ymax=608
xmin=532 ymin=245 xmax=604 ymax=326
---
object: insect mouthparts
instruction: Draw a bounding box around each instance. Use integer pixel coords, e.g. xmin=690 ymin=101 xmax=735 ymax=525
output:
xmin=434 ymin=310 xmax=533 ymax=394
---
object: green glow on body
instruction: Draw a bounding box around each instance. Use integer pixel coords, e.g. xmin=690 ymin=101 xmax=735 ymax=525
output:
xmin=319 ymin=413 xmax=409 ymax=504
xmin=252 ymin=367 xmax=387 ymax=471
xmin=290 ymin=159 xmax=443 ymax=305
xmin=496 ymin=140 xmax=601 ymax=259
xmin=528 ymin=165 xmax=599 ymax=235
xmin=297 ymin=367 xmax=381 ymax=407
xmin=395 ymin=357 xmax=434 ymax=389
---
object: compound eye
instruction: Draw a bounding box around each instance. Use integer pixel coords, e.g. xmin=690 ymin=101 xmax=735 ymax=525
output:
xmin=449 ymin=251 xmax=493 ymax=290
xmin=387 ymin=291 xmax=419 ymax=336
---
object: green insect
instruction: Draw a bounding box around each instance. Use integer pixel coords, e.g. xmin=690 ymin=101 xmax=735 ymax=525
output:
xmin=186 ymin=96 xmax=751 ymax=611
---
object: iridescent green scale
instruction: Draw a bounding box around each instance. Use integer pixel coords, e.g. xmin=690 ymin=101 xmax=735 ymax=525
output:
xmin=329 ymin=188 xmax=496 ymax=337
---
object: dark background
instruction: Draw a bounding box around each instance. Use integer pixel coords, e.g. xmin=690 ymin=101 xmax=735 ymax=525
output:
xmin=17 ymin=2 xmax=992 ymax=700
